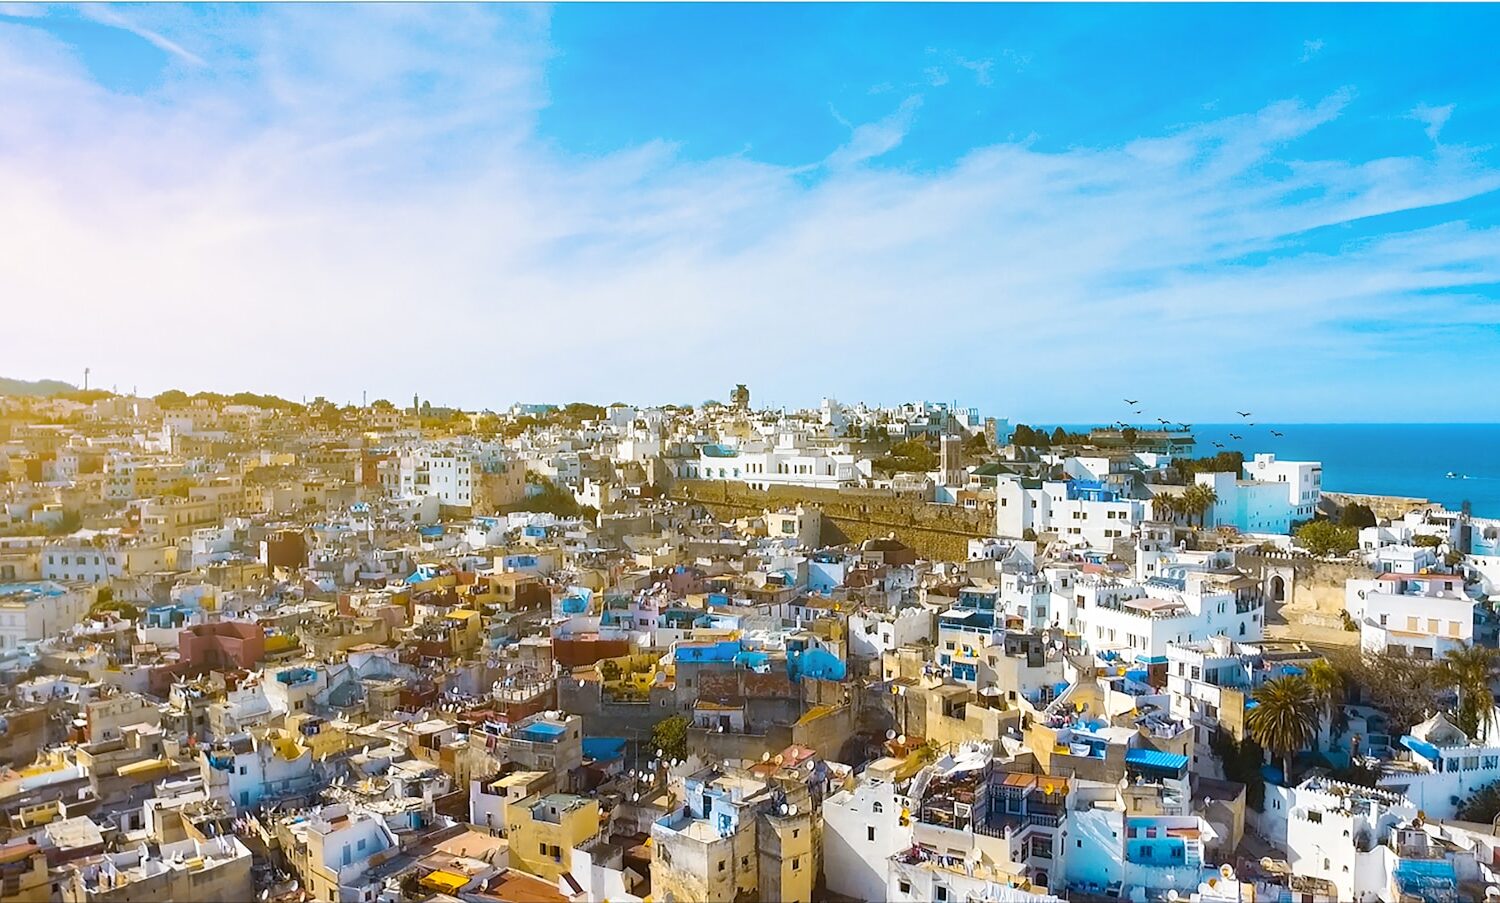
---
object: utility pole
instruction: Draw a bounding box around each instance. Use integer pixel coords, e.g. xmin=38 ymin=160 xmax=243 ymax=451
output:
xmin=83 ymin=367 xmax=90 ymax=391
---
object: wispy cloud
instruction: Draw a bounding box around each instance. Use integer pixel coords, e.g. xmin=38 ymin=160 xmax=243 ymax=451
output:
xmin=1301 ymin=38 xmax=1325 ymax=62
xmin=825 ymin=95 xmax=923 ymax=169
xmin=1410 ymin=102 xmax=1455 ymax=143
xmin=0 ymin=7 xmax=1497 ymax=419
xmin=955 ymin=56 xmax=994 ymax=86
xmin=78 ymin=6 xmax=206 ymax=67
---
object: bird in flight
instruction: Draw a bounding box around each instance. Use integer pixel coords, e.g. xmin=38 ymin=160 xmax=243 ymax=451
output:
xmin=1270 ymin=430 xmax=1284 ymax=437
xmin=1236 ymin=411 xmax=1252 ymax=418
xmin=1178 ymin=423 xmax=1191 ymax=430
xmin=1156 ymin=418 xmax=1170 ymax=424
xmin=1134 ymin=410 xmax=1143 ymax=415
xmin=1124 ymin=399 xmax=1139 ymax=405
xmin=1213 ymin=442 xmax=1225 ymax=449
xmin=1247 ymin=423 xmax=1256 ymax=427
xmin=1229 ymin=433 xmax=1242 ymax=440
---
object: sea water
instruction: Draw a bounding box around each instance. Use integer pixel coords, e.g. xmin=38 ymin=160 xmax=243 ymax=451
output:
xmin=1051 ymin=423 xmax=1500 ymax=517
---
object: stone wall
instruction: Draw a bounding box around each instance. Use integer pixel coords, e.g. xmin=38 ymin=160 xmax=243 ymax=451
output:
xmin=665 ymin=480 xmax=991 ymax=560
xmin=1235 ymin=550 xmax=1375 ymax=629
xmin=1324 ymin=491 xmax=1435 ymax=521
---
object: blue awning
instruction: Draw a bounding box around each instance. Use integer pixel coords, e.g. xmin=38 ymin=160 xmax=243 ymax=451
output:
xmin=1401 ymin=735 xmax=1442 ymax=763
xmin=1125 ymin=748 xmax=1190 ymax=772
xmin=582 ymin=737 xmax=626 ymax=762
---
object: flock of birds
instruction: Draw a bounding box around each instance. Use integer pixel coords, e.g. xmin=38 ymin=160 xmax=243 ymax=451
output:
xmin=1115 ymin=400 xmax=1285 ymax=448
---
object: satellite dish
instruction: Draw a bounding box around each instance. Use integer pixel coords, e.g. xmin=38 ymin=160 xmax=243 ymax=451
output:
xmin=897 ymin=734 xmax=907 ymax=745
xmin=1166 ymin=892 xmax=1178 ymax=902
xmin=1220 ymin=864 xmax=1234 ymax=879
xmin=788 ymin=804 xmax=797 ymax=816
xmin=762 ymin=751 xmax=771 ymax=762
xmin=886 ymin=729 xmax=897 ymax=740
xmin=779 ymin=803 xmax=789 ymax=815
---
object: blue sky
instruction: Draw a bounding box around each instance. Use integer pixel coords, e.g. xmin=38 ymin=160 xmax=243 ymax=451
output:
xmin=2 ymin=3 xmax=1498 ymax=421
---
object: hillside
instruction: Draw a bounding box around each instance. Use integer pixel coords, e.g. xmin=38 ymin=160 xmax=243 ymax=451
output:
xmin=0 ymin=376 xmax=77 ymax=396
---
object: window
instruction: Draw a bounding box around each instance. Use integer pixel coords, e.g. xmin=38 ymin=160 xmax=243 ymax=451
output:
xmin=935 ymin=886 xmax=949 ymax=902
xmin=872 ymin=801 xmax=884 ymax=813
xmin=868 ymin=826 xmax=877 ymax=842
xmin=718 ymin=861 xmax=726 ymax=872
xmin=899 ymin=881 xmax=911 ymax=895
xmin=792 ymin=857 xmax=801 ymax=871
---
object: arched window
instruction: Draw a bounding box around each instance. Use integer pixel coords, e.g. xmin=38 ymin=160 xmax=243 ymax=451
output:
xmin=872 ymin=801 xmax=884 ymax=813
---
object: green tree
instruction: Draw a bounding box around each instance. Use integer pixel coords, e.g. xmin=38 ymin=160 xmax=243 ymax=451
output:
xmin=1295 ymin=520 xmax=1358 ymax=557
xmin=874 ymin=439 xmax=938 ymax=474
xmin=1051 ymin=426 xmax=1067 ymax=445
xmin=1175 ymin=451 xmax=1245 ymax=481
xmin=1209 ymin=732 xmax=1267 ymax=811
xmin=89 ymin=598 xmax=140 ymax=621
xmin=1246 ymin=675 xmax=1320 ymax=783
xmin=1340 ymin=503 xmax=1378 ymax=529
xmin=1305 ymin=658 xmax=1345 ymax=734
xmin=1412 ymin=534 xmax=1444 ymax=548
xmin=1152 ymin=493 xmax=1179 ymax=523
xmin=1121 ymin=427 xmax=1139 ymax=447
xmin=1440 ymin=645 xmax=1499 ymax=738
xmin=1458 ymin=780 xmax=1500 ymax=824
xmin=153 ymin=389 xmax=189 ymax=409
xmin=1327 ymin=648 xmax=1443 ymax=737
xmin=1181 ymin=483 xmax=1219 ymax=528
xmin=650 ymin=714 xmax=690 ymax=762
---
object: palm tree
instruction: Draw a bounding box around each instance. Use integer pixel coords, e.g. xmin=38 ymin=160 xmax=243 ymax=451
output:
xmin=1152 ymin=493 xmax=1179 ymax=523
xmin=1304 ymin=658 xmax=1345 ymax=738
xmin=1197 ymin=485 xmax=1218 ymax=527
xmin=1247 ymin=674 xmax=1320 ymax=783
xmin=1440 ymin=645 xmax=1500 ymax=739
xmin=1181 ymin=483 xmax=1219 ymax=528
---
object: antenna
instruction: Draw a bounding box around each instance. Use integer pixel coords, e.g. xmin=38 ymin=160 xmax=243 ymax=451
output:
xmin=83 ymin=367 xmax=90 ymax=391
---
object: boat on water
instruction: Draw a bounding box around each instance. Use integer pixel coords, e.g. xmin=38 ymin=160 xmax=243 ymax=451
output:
xmin=1447 ymin=471 xmax=1467 ymax=479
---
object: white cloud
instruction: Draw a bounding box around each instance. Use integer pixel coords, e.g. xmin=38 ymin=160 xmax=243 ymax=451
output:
xmin=79 ymin=6 xmax=207 ymax=67
xmin=955 ymin=56 xmax=994 ymax=86
xmin=1 ymin=8 xmax=1498 ymax=420
xmin=825 ymin=96 xmax=923 ymax=170
xmin=1410 ymin=102 xmax=1455 ymax=143
xmin=1301 ymin=38 xmax=1325 ymax=62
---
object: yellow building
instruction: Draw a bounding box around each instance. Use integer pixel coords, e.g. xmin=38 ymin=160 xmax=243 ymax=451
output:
xmin=506 ymin=793 xmax=600 ymax=883
xmin=0 ymin=839 xmax=54 ymax=903
xmin=445 ymin=609 xmax=482 ymax=657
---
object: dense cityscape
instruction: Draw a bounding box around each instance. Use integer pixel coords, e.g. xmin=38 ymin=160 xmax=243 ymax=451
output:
xmin=0 ymin=383 xmax=1495 ymax=902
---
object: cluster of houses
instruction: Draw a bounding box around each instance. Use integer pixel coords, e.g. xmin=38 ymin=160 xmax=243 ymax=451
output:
xmin=0 ymin=387 xmax=1495 ymax=902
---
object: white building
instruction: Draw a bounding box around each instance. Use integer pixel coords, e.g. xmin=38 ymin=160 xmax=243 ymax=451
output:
xmin=1196 ymin=453 xmax=1322 ymax=535
xmin=823 ymin=766 xmax=912 ymax=903
xmin=397 ymin=448 xmax=475 ymax=509
xmin=1258 ymin=775 xmax=1416 ymax=903
xmin=1078 ymin=566 xmax=1265 ymax=661
xmin=1346 ymin=572 xmax=1473 ymax=658
xmin=996 ymin=478 xmax=1143 ymax=550
xmin=682 ymin=435 xmax=869 ymax=490
xmin=1379 ymin=712 xmax=1500 ymax=821
xmin=0 ymin=580 xmax=92 ymax=650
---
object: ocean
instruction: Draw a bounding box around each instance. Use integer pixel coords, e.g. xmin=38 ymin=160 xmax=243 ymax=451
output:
xmin=1058 ymin=423 xmax=1500 ymax=518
